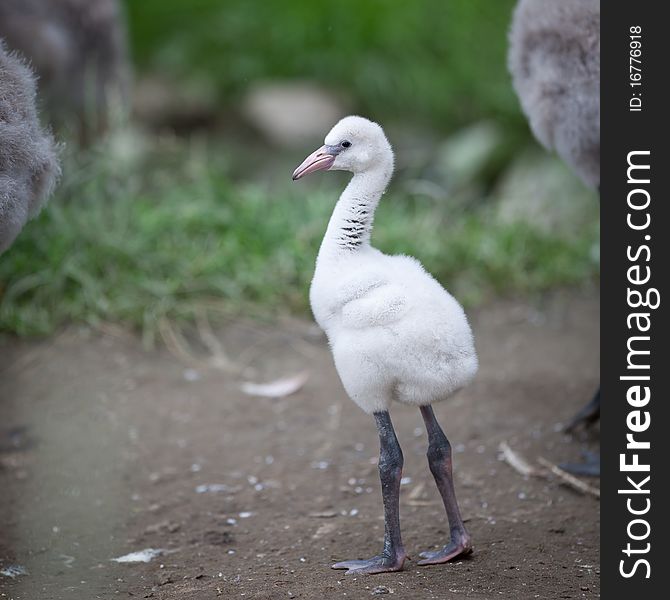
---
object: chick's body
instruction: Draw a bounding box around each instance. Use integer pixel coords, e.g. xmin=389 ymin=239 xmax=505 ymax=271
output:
xmin=311 ymin=248 xmax=477 ymax=414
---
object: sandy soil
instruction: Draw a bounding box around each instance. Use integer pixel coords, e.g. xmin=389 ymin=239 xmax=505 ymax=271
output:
xmin=0 ymin=288 xmax=600 ymax=600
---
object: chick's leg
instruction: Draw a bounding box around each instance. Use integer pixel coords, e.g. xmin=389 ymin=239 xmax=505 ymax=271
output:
xmin=417 ymin=405 xmax=472 ymax=566
xmin=332 ymin=410 xmax=406 ymax=575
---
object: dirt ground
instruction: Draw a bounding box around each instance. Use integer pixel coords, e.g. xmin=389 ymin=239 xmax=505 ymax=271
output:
xmin=0 ymin=288 xmax=600 ymax=600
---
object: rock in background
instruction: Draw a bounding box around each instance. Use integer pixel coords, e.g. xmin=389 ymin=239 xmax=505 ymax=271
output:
xmin=241 ymin=81 xmax=347 ymax=147
xmin=495 ymin=151 xmax=598 ymax=237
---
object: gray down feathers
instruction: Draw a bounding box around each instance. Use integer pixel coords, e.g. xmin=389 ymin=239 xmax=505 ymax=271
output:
xmin=0 ymin=41 xmax=60 ymax=254
xmin=508 ymin=0 xmax=600 ymax=189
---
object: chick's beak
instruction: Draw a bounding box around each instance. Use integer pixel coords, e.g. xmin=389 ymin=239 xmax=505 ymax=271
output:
xmin=292 ymin=145 xmax=337 ymax=181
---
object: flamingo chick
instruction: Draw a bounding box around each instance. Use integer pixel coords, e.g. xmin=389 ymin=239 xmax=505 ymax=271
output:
xmin=292 ymin=116 xmax=478 ymax=575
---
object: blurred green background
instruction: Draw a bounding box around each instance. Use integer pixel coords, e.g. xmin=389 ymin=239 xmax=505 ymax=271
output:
xmin=124 ymin=0 xmax=523 ymax=130
xmin=0 ymin=0 xmax=599 ymax=343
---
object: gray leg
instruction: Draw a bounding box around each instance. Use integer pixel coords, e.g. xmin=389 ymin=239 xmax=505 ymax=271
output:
xmin=417 ymin=405 xmax=472 ymax=566
xmin=560 ymin=186 xmax=601 ymax=474
xmin=331 ymin=411 xmax=406 ymax=575
xmin=561 ymin=387 xmax=600 ymax=476
xmin=564 ymin=387 xmax=601 ymax=432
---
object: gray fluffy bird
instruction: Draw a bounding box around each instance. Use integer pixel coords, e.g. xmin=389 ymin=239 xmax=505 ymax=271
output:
xmin=508 ymin=0 xmax=600 ymax=474
xmin=0 ymin=41 xmax=60 ymax=254
xmin=508 ymin=0 xmax=600 ymax=189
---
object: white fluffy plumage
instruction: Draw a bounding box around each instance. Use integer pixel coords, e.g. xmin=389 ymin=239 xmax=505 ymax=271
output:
xmin=305 ymin=116 xmax=478 ymax=415
xmin=508 ymin=0 xmax=600 ymax=189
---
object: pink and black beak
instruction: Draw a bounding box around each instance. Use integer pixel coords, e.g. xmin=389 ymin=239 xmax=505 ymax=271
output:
xmin=292 ymin=145 xmax=341 ymax=181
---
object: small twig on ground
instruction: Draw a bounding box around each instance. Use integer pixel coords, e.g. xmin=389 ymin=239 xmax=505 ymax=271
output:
xmin=195 ymin=307 xmax=238 ymax=373
xmin=158 ymin=317 xmax=202 ymax=367
xmin=406 ymin=482 xmax=438 ymax=506
xmin=408 ymin=482 xmax=425 ymax=500
xmin=537 ymin=457 xmax=600 ymax=499
xmin=94 ymin=322 xmax=136 ymax=342
xmin=498 ymin=441 xmax=542 ymax=477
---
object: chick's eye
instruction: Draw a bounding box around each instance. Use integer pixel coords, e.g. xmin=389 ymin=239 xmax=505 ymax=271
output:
xmin=341 ymin=140 xmax=352 ymax=148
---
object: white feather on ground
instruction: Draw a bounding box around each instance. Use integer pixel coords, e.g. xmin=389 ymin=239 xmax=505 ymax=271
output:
xmin=241 ymin=372 xmax=309 ymax=399
xmin=111 ymin=549 xmax=167 ymax=564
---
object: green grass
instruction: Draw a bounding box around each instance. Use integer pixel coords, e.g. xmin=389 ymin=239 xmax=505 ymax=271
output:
xmin=0 ymin=3 xmax=600 ymax=344
xmin=0 ymin=137 xmax=599 ymax=343
xmin=122 ymin=0 xmax=523 ymax=133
